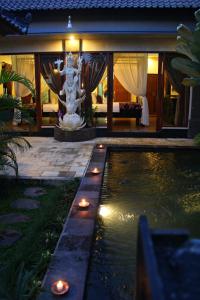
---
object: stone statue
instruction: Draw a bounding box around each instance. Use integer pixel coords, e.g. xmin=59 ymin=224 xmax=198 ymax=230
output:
xmin=54 ymin=52 xmax=86 ymax=131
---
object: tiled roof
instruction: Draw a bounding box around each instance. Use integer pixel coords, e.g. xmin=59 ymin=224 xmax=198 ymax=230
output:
xmin=0 ymin=11 xmax=32 ymax=34
xmin=0 ymin=0 xmax=199 ymax=11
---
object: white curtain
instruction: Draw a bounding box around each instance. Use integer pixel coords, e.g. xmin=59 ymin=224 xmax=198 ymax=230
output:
xmin=114 ymin=53 xmax=149 ymax=126
xmin=11 ymin=55 xmax=35 ymax=98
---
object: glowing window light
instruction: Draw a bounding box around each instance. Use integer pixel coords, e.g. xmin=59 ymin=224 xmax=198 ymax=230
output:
xmin=69 ymin=35 xmax=75 ymax=41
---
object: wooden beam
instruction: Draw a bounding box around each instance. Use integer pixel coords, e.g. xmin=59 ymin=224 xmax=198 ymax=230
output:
xmin=107 ymin=52 xmax=113 ymax=131
xmin=34 ymin=54 xmax=42 ymax=131
xmin=156 ymin=53 xmax=164 ymax=131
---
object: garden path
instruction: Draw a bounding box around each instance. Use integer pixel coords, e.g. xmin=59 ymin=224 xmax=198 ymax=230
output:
xmin=0 ymin=137 xmax=194 ymax=180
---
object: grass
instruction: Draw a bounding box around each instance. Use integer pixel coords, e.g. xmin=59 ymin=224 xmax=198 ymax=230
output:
xmin=0 ymin=178 xmax=79 ymax=300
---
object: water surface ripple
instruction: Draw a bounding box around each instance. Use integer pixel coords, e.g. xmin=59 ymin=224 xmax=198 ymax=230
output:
xmin=85 ymin=150 xmax=200 ymax=300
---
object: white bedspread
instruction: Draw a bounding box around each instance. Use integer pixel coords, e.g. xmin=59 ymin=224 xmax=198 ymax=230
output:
xmin=43 ymin=103 xmax=58 ymax=113
xmin=93 ymin=102 xmax=120 ymax=113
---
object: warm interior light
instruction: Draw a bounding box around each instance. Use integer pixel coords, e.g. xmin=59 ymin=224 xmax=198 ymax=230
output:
xmin=65 ymin=37 xmax=80 ymax=51
xmin=147 ymin=54 xmax=158 ymax=74
xmin=69 ymin=35 xmax=75 ymax=41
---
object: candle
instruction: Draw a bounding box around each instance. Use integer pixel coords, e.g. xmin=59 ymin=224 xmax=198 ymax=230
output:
xmin=57 ymin=280 xmax=63 ymax=292
xmin=91 ymin=167 xmax=101 ymax=175
xmin=51 ymin=280 xmax=70 ymax=295
xmin=78 ymin=198 xmax=90 ymax=209
xmin=96 ymin=144 xmax=104 ymax=149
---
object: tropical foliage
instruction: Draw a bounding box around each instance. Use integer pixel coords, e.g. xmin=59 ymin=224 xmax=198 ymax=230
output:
xmin=0 ymin=130 xmax=31 ymax=176
xmin=0 ymin=69 xmax=34 ymax=176
xmin=171 ymin=9 xmax=200 ymax=86
xmin=0 ymin=180 xmax=79 ymax=300
xmin=0 ymin=70 xmax=34 ymax=95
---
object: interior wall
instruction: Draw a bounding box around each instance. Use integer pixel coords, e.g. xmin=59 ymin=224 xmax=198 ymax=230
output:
xmin=0 ymin=55 xmax=12 ymax=94
xmin=114 ymin=76 xmax=131 ymax=102
xmin=148 ymin=54 xmax=158 ymax=74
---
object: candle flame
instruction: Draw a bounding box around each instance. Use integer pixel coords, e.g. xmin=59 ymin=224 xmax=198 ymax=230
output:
xmin=56 ymin=280 xmax=64 ymax=291
xmin=81 ymin=198 xmax=87 ymax=205
xmin=79 ymin=198 xmax=89 ymax=207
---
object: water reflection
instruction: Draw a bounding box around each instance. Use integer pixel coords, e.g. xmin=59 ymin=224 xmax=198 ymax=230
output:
xmin=99 ymin=205 xmax=112 ymax=218
xmin=99 ymin=204 xmax=136 ymax=223
xmin=85 ymin=150 xmax=200 ymax=300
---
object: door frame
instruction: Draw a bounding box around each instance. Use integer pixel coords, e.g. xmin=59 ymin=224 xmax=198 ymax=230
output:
xmin=107 ymin=52 xmax=113 ymax=131
xmin=156 ymin=52 xmax=164 ymax=131
xmin=107 ymin=51 xmax=162 ymax=133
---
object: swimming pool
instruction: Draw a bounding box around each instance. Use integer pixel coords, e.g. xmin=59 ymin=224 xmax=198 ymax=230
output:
xmin=85 ymin=149 xmax=200 ymax=300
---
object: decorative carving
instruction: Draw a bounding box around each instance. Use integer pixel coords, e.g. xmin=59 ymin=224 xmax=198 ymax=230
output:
xmin=55 ymin=52 xmax=86 ymax=131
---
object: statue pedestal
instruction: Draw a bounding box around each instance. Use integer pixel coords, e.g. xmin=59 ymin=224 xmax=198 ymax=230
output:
xmin=54 ymin=126 xmax=96 ymax=142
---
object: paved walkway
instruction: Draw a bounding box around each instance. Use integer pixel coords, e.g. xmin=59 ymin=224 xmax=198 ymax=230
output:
xmin=2 ymin=137 xmax=195 ymax=179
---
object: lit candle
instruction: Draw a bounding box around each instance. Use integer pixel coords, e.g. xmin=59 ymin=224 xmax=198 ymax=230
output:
xmin=56 ymin=280 xmax=64 ymax=292
xmin=51 ymin=280 xmax=70 ymax=295
xmin=96 ymin=144 xmax=104 ymax=149
xmin=91 ymin=167 xmax=101 ymax=175
xmin=78 ymin=198 xmax=90 ymax=209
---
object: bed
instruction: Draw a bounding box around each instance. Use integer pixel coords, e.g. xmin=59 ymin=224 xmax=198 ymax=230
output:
xmin=42 ymin=103 xmax=59 ymax=113
xmin=93 ymin=102 xmax=142 ymax=124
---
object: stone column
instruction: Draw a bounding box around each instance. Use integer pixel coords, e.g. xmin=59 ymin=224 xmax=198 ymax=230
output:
xmin=188 ymin=86 xmax=200 ymax=138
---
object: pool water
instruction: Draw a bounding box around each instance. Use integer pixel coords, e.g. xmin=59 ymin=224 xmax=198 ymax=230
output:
xmin=85 ymin=150 xmax=200 ymax=300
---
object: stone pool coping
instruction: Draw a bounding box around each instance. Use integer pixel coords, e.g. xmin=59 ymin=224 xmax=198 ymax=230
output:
xmin=37 ymin=144 xmax=200 ymax=300
xmin=37 ymin=144 xmax=107 ymax=300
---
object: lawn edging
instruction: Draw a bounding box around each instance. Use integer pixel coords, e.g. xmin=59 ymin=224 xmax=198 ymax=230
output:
xmin=37 ymin=145 xmax=107 ymax=300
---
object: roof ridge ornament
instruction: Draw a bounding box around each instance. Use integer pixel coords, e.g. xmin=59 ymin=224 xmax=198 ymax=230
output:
xmin=67 ymin=15 xmax=72 ymax=29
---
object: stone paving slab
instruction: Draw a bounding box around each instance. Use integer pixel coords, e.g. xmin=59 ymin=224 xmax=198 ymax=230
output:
xmin=0 ymin=137 xmax=195 ymax=180
xmin=11 ymin=199 xmax=40 ymax=210
xmin=63 ymin=219 xmax=95 ymax=237
xmin=24 ymin=187 xmax=46 ymax=197
xmin=0 ymin=213 xmax=30 ymax=224
xmin=37 ymin=145 xmax=107 ymax=300
xmin=38 ymin=251 xmax=90 ymax=300
xmin=0 ymin=229 xmax=22 ymax=247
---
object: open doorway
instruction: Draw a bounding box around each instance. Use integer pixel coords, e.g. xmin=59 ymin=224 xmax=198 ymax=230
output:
xmin=112 ymin=53 xmax=158 ymax=132
xmin=0 ymin=54 xmax=37 ymax=132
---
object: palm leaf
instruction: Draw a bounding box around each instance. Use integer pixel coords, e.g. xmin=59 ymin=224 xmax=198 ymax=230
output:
xmin=0 ymin=127 xmax=31 ymax=176
xmin=177 ymin=24 xmax=193 ymax=43
xmin=195 ymin=8 xmax=200 ymax=22
xmin=171 ymin=57 xmax=200 ymax=77
xmin=0 ymin=70 xmax=34 ymax=96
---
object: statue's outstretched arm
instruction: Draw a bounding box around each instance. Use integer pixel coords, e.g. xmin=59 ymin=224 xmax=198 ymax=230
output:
xmin=54 ymin=59 xmax=63 ymax=72
xmin=75 ymin=94 xmax=86 ymax=105
xmin=58 ymin=97 xmax=66 ymax=107
xmin=77 ymin=56 xmax=83 ymax=74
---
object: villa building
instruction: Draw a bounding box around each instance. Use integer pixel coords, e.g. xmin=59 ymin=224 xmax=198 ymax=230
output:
xmin=0 ymin=0 xmax=200 ymax=137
